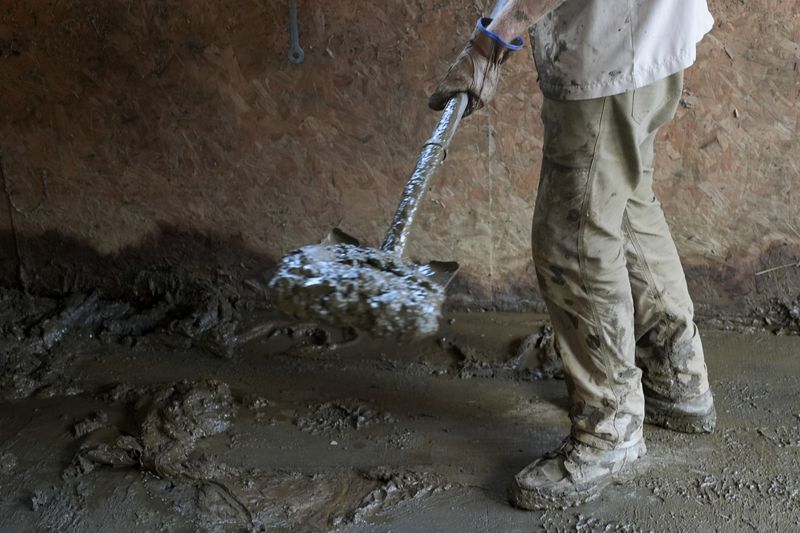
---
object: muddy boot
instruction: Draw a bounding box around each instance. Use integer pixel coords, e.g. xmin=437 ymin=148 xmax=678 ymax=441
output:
xmin=644 ymin=387 xmax=716 ymax=434
xmin=508 ymin=437 xmax=646 ymax=511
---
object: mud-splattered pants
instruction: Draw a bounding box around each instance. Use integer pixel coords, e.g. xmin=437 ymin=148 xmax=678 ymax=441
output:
xmin=532 ymin=71 xmax=711 ymax=450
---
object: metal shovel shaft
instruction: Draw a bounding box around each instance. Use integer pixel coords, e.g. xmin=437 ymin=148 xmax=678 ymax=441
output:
xmin=489 ymin=0 xmax=510 ymax=18
xmin=380 ymin=93 xmax=469 ymax=255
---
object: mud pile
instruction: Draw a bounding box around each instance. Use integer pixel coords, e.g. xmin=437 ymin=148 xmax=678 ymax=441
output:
xmin=30 ymin=379 xmax=451 ymax=532
xmin=296 ymin=399 xmax=396 ymax=435
xmin=32 ymin=380 xmax=239 ymax=531
xmin=753 ymin=296 xmax=800 ymax=334
xmin=508 ymin=324 xmax=563 ymax=379
xmin=79 ymin=380 xmax=236 ymax=477
xmin=702 ymin=295 xmax=800 ymax=336
xmin=269 ymin=243 xmax=446 ymax=341
xmin=0 ymin=291 xmax=101 ymax=399
xmin=265 ymin=322 xmax=361 ymax=356
xmin=0 ymin=278 xmax=250 ymax=400
xmin=331 ymin=468 xmax=452 ymax=528
xmin=439 ymin=324 xmax=563 ymax=380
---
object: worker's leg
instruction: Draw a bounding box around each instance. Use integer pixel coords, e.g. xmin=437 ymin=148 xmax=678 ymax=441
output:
xmin=530 ymin=93 xmax=650 ymax=451
xmin=510 ymin=74 xmax=682 ymax=510
xmin=622 ymin=72 xmax=715 ymax=432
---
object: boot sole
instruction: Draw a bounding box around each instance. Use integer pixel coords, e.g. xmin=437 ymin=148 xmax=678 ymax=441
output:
xmin=645 ymin=400 xmax=717 ymax=434
xmin=508 ymin=477 xmax=603 ymax=511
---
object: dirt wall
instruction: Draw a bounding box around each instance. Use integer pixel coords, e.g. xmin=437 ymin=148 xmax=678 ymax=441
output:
xmin=0 ymin=0 xmax=798 ymax=314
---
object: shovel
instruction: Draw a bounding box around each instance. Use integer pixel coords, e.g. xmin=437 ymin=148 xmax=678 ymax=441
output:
xmin=268 ymin=93 xmax=470 ymax=340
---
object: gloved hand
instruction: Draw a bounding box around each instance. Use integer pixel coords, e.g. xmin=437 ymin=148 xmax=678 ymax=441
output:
xmin=429 ymin=18 xmax=523 ymax=117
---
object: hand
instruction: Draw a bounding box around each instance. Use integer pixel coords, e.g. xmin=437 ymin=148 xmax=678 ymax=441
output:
xmin=429 ymin=20 xmax=521 ymax=117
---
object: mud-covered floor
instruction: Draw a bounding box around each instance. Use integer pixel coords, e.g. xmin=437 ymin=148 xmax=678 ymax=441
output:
xmin=1 ymin=311 xmax=799 ymax=532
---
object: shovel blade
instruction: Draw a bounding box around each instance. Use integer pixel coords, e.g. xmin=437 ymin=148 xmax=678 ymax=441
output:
xmin=322 ymin=228 xmax=360 ymax=246
xmin=322 ymin=228 xmax=459 ymax=287
xmin=421 ymin=260 xmax=460 ymax=288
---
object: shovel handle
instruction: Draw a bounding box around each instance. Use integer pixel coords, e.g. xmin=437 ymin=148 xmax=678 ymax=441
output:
xmin=489 ymin=0 xmax=510 ymax=18
xmin=380 ymin=93 xmax=469 ymax=255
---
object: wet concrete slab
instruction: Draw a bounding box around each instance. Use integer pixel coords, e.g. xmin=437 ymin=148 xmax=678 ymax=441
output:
xmin=1 ymin=312 xmax=799 ymax=531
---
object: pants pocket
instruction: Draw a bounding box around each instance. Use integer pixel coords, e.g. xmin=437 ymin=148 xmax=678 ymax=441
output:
xmin=631 ymin=71 xmax=684 ymax=125
xmin=541 ymin=96 xmax=606 ymax=168
xmin=631 ymin=83 xmax=667 ymax=125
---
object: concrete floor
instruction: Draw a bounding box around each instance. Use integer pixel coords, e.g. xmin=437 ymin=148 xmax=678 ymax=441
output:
xmin=1 ymin=312 xmax=799 ymax=532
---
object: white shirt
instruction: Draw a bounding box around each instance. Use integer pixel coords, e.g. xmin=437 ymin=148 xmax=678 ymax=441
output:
xmin=529 ymin=0 xmax=714 ymax=100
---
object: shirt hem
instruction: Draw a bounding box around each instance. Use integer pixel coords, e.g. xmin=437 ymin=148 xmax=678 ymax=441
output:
xmin=538 ymin=48 xmax=697 ymax=101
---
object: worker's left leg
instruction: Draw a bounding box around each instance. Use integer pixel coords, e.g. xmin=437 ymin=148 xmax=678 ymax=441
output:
xmin=622 ymin=71 xmax=715 ymax=433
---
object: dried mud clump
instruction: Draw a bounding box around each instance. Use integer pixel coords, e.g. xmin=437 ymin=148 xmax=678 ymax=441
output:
xmin=509 ymin=325 xmax=563 ymax=379
xmin=80 ymin=380 xmax=236 ymax=478
xmin=702 ymin=295 xmax=800 ymax=336
xmin=296 ymin=399 xmax=396 ymax=435
xmin=441 ymin=324 xmax=563 ymax=381
xmin=31 ymin=380 xmax=238 ymax=532
xmin=0 ymin=277 xmax=251 ymax=400
xmin=331 ymin=468 xmax=453 ymax=527
xmin=754 ymin=296 xmax=800 ymax=335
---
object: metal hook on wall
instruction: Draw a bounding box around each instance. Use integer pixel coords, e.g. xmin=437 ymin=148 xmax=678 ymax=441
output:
xmin=287 ymin=0 xmax=304 ymax=64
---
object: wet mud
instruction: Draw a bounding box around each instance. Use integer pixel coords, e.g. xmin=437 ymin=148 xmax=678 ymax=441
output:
xmin=296 ymin=400 xmax=396 ymax=436
xmin=267 ymin=93 xmax=466 ymax=345
xmin=439 ymin=323 xmax=563 ymax=380
xmin=702 ymin=294 xmax=800 ymax=335
xmin=0 ymin=280 xmax=253 ymax=400
xmin=2 ymin=310 xmax=800 ymax=532
xmin=269 ymin=244 xmax=446 ymax=341
xmin=82 ymin=380 xmax=237 ymax=477
xmin=25 ymin=377 xmax=452 ymax=532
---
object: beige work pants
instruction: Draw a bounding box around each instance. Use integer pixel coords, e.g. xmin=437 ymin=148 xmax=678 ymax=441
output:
xmin=532 ymin=71 xmax=711 ymax=450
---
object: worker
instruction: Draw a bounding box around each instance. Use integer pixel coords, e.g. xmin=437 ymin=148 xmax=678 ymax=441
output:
xmin=430 ymin=0 xmax=717 ymax=510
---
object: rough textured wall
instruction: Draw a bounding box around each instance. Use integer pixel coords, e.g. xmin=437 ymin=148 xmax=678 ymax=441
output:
xmin=0 ymin=0 xmax=798 ymax=313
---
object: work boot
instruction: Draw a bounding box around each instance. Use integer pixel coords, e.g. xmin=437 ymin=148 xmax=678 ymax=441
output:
xmin=508 ymin=437 xmax=646 ymax=511
xmin=644 ymin=387 xmax=716 ymax=434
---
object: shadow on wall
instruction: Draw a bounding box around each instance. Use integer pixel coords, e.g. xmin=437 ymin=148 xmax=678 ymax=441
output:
xmin=0 ymin=224 xmax=278 ymax=301
xmin=1 ymin=222 xmax=798 ymax=320
xmin=684 ymin=241 xmax=800 ymax=315
xmin=444 ymin=261 xmax=544 ymax=313
xmin=0 ymin=219 xmax=545 ymax=313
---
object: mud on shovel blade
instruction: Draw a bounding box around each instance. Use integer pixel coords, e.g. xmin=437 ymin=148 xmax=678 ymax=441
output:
xmin=268 ymin=94 xmax=469 ymax=340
